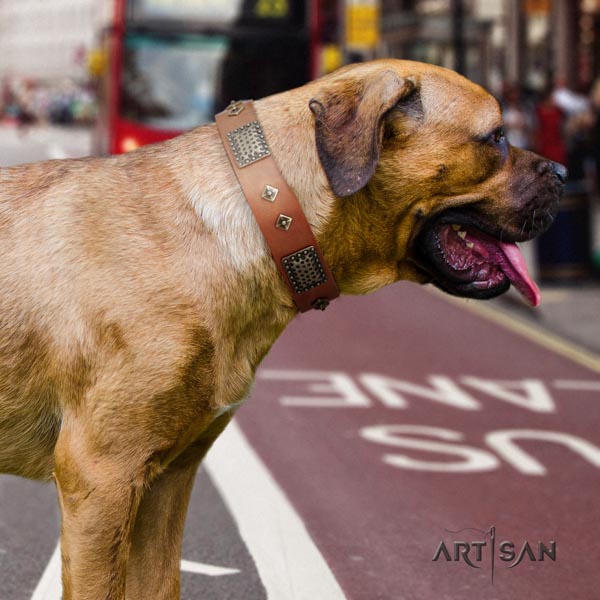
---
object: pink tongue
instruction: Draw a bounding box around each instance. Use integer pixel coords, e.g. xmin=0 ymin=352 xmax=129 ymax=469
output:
xmin=462 ymin=228 xmax=541 ymax=307
xmin=496 ymin=241 xmax=541 ymax=307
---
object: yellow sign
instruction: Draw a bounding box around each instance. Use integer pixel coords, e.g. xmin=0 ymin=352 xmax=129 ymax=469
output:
xmin=346 ymin=3 xmax=379 ymax=50
xmin=254 ymin=0 xmax=289 ymax=18
xmin=322 ymin=44 xmax=343 ymax=74
xmin=87 ymin=48 xmax=107 ymax=78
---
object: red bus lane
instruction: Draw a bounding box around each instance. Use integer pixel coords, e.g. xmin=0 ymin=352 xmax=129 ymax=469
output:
xmin=234 ymin=282 xmax=600 ymax=600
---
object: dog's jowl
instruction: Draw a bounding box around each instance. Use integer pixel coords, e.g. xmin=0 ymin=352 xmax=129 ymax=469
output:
xmin=0 ymin=60 xmax=565 ymax=599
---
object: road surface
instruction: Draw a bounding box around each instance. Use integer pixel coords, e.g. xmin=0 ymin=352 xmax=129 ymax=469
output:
xmin=0 ymin=284 xmax=598 ymax=599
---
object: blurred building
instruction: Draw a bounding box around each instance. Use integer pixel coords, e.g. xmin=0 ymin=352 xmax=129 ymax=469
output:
xmin=378 ymin=0 xmax=600 ymax=95
xmin=359 ymin=0 xmax=600 ymax=280
xmin=0 ymin=0 xmax=112 ymax=80
xmin=0 ymin=0 xmax=599 ymax=93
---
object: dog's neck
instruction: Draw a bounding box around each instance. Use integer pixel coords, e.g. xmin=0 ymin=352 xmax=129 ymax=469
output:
xmin=254 ymin=94 xmax=337 ymax=239
xmin=184 ymin=92 xmax=336 ymax=269
xmin=172 ymin=96 xmax=339 ymax=405
xmin=214 ymin=101 xmax=338 ymax=312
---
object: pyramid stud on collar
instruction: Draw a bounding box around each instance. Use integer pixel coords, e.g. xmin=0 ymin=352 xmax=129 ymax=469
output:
xmin=226 ymin=100 xmax=244 ymax=116
xmin=276 ymin=214 xmax=293 ymax=231
xmin=261 ymin=185 xmax=279 ymax=202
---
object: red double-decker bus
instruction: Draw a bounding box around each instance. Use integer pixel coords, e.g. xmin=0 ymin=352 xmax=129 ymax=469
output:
xmin=96 ymin=0 xmax=340 ymax=155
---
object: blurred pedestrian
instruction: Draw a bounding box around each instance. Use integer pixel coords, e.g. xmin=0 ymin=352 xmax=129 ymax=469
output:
xmin=535 ymin=87 xmax=567 ymax=166
xmin=588 ymin=78 xmax=600 ymax=190
xmin=553 ymin=77 xmax=590 ymax=117
xmin=15 ymin=79 xmax=36 ymax=135
xmin=550 ymin=77 xmax=595 ymax=181
xmin=502 ymin=83 xmax=533 ymax=149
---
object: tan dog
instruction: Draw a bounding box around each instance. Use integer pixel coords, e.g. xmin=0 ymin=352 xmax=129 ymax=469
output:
xmin=0 ymin=59 xmax=564 ymax=599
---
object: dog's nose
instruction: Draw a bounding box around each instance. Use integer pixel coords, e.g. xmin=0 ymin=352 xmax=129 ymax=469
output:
xmin=551 ymin=161 xmax=568 ymax=183
xmin=536 ymin=160 xmax=568 ymax=183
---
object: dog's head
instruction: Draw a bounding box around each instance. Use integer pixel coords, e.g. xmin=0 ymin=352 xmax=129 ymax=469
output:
xmin=309 ymin=60 xmax=566 ymax=306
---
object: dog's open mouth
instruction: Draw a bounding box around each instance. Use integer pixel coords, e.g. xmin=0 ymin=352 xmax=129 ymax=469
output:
xmin=416 ymin=216 xmax=541 ymax=306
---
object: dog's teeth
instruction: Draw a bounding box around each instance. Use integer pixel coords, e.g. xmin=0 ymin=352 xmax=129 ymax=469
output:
xmin=451 ymin=224 xmax=461 ymax=231
xmin=466 ymin=242 xmax=474 ymax=249
xmin=457 ymin=231 xmax=467 ymax=239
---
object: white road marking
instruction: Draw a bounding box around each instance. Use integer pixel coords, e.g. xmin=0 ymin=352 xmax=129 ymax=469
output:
xmin=553 ymin=380 xmax=600 ymax=391
xmin=180 ymin=559 xmax=240 ymax=576
xmin=204 ymin=420 xmax=347 ymax=600
xmin=31 ymin=420 xmax=345 ymax=600
xmin=30 ymin=544 xmax=240 ymax=599
xmin=30 ymin=543 xmax=61 ymax=600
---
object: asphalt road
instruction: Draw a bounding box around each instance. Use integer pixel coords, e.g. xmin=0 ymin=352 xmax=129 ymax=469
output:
xmin=238 ymin=284 xmax=600 ymax=599
xmin=0 ymin=128 xmax=599 ymax=599
xmin=0 ymin=470 xmax=266 ymax=600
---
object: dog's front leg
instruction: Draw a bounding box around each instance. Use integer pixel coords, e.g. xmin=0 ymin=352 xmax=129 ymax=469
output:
xmin=125 ymin=413 xmax=232 ymax=600
xmin=54 ymin=417 xmax=153 ymax=600
xmin=124 ymin=457 xmax=199 ymax=600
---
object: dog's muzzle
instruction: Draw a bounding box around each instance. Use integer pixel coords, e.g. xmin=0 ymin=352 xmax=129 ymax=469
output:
xmin=419 ymin=219 xmax=540 ymax=305
xmin=413 ymin=154 xmax=567 ymax=307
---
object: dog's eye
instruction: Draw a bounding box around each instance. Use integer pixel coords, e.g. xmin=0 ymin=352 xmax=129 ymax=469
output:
xmin=491 ymin=128 xmax=506 ymax=145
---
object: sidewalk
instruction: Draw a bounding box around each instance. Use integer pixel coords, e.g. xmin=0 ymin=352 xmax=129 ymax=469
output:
xmin=489 ymin=282 xmax=600 ymax=356
xmin=486 ymin=233 xmax=600 ymax=358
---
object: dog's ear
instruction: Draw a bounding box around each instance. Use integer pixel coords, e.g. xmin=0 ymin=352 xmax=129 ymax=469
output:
xmin=309 ymin=70 xmax=419 ymax=197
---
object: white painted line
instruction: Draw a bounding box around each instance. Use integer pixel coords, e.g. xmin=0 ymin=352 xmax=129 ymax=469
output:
xmin=553 ymin=380 xmax=600 ymax=391
xmin=30 ymin=543 xmax=61 ymax=600
xmin=30 ymin=546 xmax=240 ymax=599
xmin=204 ymin=419 xmax=347 ymax=600
xmin=180 ymin=559 xmax=239 ymax=576
xmin=31 ymin=543 xmax=240 ymax=600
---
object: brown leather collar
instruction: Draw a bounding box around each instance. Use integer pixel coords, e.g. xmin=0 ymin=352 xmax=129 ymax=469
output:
xmin=215 ymin=100 xmax=339 ymax=312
